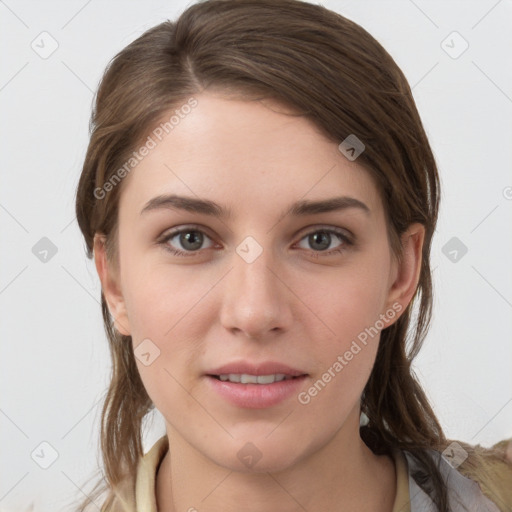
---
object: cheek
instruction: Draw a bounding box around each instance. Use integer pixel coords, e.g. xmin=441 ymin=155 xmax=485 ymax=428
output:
xmin=296 ymin=244 xmax=392 ymax=405
xmin=296 ymin=340 xmax=377 ymax=431
xmin=124 ymin=266 xmax=209 ymax=418
xmin=296 ymin=274 xmax=386 ymax=418
xmin=314 ymin=254 xmax=392 ymax=342
xmin=121 ymin=252 xmax=213 ymax=341
xmin=121 ymin=258 xmax=220 ymax=393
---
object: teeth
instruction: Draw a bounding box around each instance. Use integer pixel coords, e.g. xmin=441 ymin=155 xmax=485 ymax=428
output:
xmin=217 ymin=373 xmax=290 ymax=384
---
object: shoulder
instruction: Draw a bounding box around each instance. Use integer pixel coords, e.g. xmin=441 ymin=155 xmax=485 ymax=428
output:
xmin=97 ymin=477 xmax=136 ymax=512
xmin=454 ymin=437 xmax=512 ymax=511
xmin=401 ymin=438 xmax=512 ymax=511
xmin=100 ymin=435 xmax=169 ymax=512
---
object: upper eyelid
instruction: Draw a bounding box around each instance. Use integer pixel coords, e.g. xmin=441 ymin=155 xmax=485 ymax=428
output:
xmin=159 ymin=224 xmax=217 ymax=244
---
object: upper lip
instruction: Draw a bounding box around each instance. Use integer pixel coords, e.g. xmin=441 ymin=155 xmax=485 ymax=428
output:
xmin=206 ymin=361 xmax=307 ymax=377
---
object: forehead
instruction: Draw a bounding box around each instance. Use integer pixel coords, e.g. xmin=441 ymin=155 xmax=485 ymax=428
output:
xmin=118 ymin=92 xmax=382 ymax=219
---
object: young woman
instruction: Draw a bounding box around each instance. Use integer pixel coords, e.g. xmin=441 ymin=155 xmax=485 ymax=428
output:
xmin=74 ymin=0 xmax=512 ymax=510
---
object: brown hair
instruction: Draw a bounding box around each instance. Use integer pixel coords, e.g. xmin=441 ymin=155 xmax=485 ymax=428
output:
xmin=74 ymin=0 xmax=454 ymax=509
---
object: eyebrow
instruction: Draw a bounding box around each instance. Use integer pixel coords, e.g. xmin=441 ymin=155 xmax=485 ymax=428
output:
xmin=140 ymin=194 xmax=370 ymax=219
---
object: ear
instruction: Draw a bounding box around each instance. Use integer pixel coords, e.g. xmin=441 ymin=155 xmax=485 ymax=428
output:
xmin=384 ymin=222 xmax=425 ymax=317
xmin=93 ymin=233 xmax=131 ymax=336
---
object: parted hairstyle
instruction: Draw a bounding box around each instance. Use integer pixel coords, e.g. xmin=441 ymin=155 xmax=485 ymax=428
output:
xmin=74 ymin=0 xmax=460 ymax=510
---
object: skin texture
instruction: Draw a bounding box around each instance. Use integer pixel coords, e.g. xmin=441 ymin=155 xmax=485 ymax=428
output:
xmin=94 ymin=92 xmax=425 ymax=512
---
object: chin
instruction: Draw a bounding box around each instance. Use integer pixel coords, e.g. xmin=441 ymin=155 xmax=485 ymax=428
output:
xmin=205 ymin=436 xmax=317 ymax=474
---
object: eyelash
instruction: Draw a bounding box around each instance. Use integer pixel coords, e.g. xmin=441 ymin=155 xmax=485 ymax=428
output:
xmin=157 ymin=224 xmax=354 ymax=258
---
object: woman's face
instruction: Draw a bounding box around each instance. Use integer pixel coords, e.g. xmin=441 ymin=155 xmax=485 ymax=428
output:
xmin=96 ymin=91 xmax=422 ymax=472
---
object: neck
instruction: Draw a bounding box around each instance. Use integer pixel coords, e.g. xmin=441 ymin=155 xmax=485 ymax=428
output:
xmin=156 ymin=409 xmax=396 ymax=512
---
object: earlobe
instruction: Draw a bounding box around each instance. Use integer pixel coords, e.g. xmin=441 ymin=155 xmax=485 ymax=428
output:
xmin=93 ymin=234 xmax=131 ymax=336
xmin=385 ymin=223 xmax=425 ymax=316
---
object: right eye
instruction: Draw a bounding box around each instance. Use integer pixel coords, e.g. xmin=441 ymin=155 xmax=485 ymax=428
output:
xmin=159 ymin=226 xmax=216 ymax=257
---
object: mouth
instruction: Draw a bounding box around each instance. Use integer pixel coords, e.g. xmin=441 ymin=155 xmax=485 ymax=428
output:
xmin=208 ymin=373 xmax=305 ymax=384
xmin=205 ymin=365 xmax=309 ymax=408
xmin=204 ymin=361 xmax=309 ymax=408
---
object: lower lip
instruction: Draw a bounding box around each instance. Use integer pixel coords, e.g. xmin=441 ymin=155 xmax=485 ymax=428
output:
xmin=205 ymin=375 xmax=308 ymax=409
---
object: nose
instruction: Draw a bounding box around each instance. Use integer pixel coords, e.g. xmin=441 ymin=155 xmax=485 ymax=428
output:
xmin=219 ymin=243 xmax=293 ymax=340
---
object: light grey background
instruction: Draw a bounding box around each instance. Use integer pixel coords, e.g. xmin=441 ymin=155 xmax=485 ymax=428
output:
xmin=1 ymin=0 xmax=511 ymax=510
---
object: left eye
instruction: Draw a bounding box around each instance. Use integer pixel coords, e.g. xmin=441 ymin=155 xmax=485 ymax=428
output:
xmin=296 ymin=229 xmax=350 ymax=253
